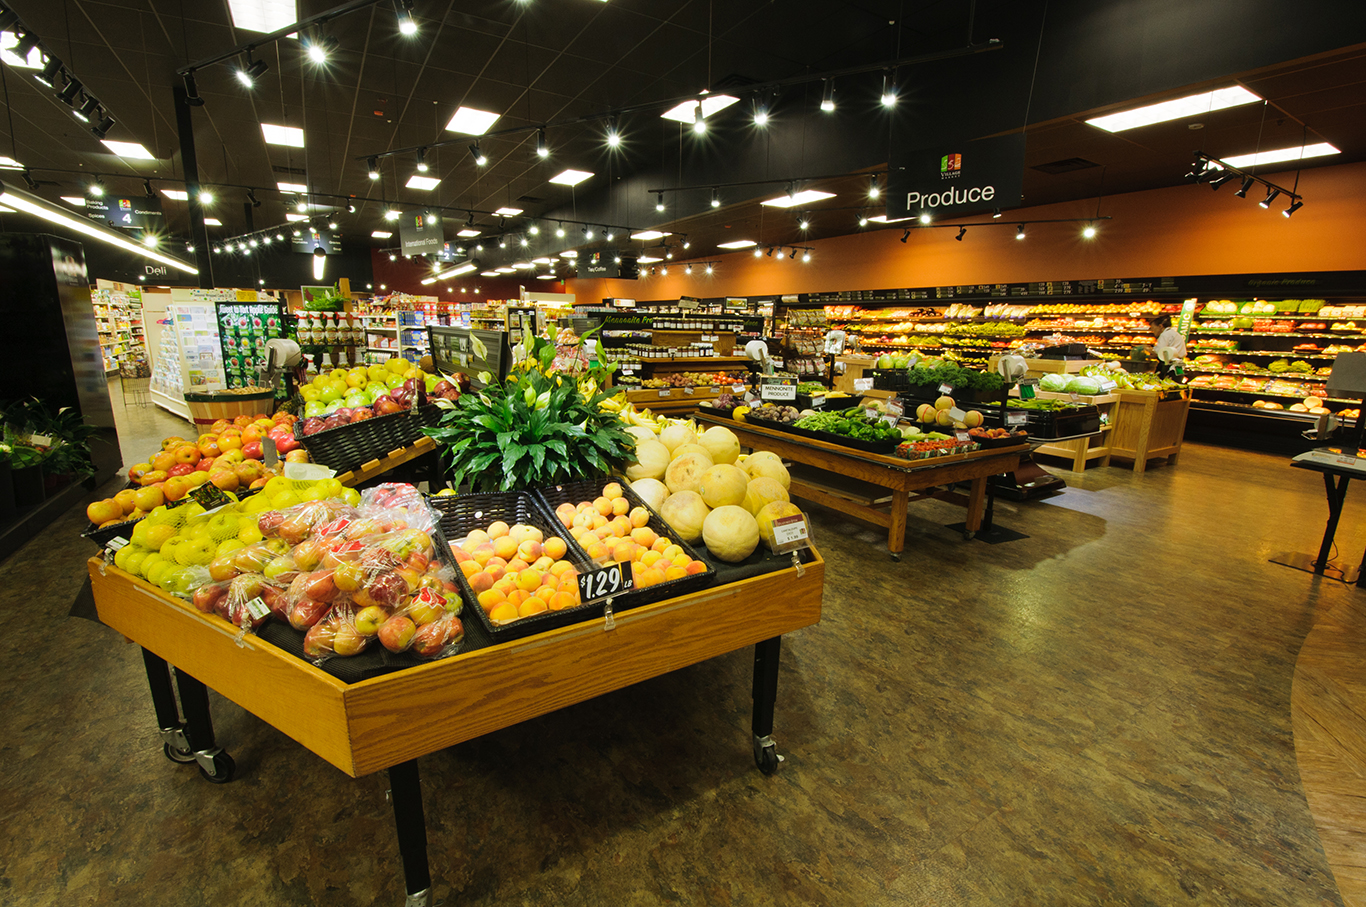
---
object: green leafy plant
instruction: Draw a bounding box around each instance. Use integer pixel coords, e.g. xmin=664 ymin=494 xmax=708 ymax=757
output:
xmin=4 ymin=398 xmax=99 ymax=479
xmin=425 ymin=334 xmax=634 ymax=492
xmin=302 ymin=284 xmax=348 ymax=311
xmin=906 ymin=362 xmax=1004 ymax=392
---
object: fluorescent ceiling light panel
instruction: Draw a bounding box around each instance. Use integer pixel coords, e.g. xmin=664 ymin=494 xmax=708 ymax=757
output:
xmin=0 ymin=203 xmax=12 ymax=213
xmin=204 ymin=218 xmax=223 ymax=226
xmin=630 ymin=230 xmax=671 ymax=241
xmin=371 ymin=230 xmax=393 ymax=238
xmin=1085 ymin=85 xmax=1261 ymax=133
xmin=537 ymin=274 xmax=557 ymax=280
xmin=495 ymin=267 xmax=515 ymax=274
xmin=867 ymin=213 xmax=913 ymax=223
xmin=456 ymin=228 xmax=481 ymax=238
xmin=480 ymin=271 xmax=499 ymax=277
xmin=717 ymin=239 xmax=756 ymax=249
xmin=559 ymin=250 xmax=578 ymax=258
xmin=161 ymin=189 xmax=189 ymax=200
xmin=0 ymin=155 xmax=23 ymax=170
xmin=60 ymin=196 xmax=86 ymax=206
xmin=101 ymin=140 xmax=157 ymax=160
xmin=548 ymin=169 xmax=593 ymax=186
xmin=228 ymin=0 xmax=298 ymax=35
xmin=493 ymin=206 xmax=523 ymax=216
xmin=531 ymin=257 xmax=552 ymax=264
xmin=513 ymin=261 xmax=535 ymax=269
xmin=0 ymin=32 xmax=42 ymax=68
xmin=760 ymin=189 xmax=836 ymax=208
xmin=637 ymin=255 xmax=662 ymax=263
xmin=405 ymin=175 xmax=441 ymax=190
xmin=261 ymin=124 xmax=305 ymax=147
xmin=285 ymin=213 xmax=309 ymax=221
xmin=1219 ymin=142 xmax=1340 ymax=169
xmin=444 ymin=106 xmax=500 ymax=135
xmin=276 ymin=181 xmax=308 ymax=193
xmin=660 ymin=94 xmax=739 ymax=123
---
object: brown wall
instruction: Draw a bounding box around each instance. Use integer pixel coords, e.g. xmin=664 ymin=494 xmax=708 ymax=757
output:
xmin=568 ymin=161 xmax=1366 ymax=303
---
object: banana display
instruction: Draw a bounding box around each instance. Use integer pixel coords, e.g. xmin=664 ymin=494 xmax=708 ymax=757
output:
xmin=598 ymin=392 xmax=665 ymax=431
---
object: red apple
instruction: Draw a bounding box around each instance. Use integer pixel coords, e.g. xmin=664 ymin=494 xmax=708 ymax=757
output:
xmin=289 ymin=597 xmax=331 ymax=630
xmin=241 ymin=441 xmax=263 ymax=460
xmin=302 ymin=622 xmax=336 ymax=658
xmin=258 ymin=511 xmax=285 ymax=538
xmin=191 ymin=582 xmax=228 ymax=614
xmin=274 ymin=435 xmax=301 ymax=454
xmin=377 ymin=615 xmax=416 ymax=653
xmin=301 ymin=569 xmax=338 ymax=603
xmin=166 ymin=463 xmax=194 ymax=477
xmin=195 ymin=456 xmax=216 ymax=472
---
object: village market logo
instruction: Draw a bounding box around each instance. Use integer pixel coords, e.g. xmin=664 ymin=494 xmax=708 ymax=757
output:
xmin=940 ymin=153 xmax=962 ymax=179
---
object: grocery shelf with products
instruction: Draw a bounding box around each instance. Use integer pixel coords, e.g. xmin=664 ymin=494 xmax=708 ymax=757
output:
xmin=92 ymin=287 xmax=147 ymax=373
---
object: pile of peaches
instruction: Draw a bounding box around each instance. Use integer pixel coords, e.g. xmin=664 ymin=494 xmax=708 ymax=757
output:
xmin=450 ymin=521 xmax=583 ymax=625
xmin=551 ymin=482 xmax=708 ymax=588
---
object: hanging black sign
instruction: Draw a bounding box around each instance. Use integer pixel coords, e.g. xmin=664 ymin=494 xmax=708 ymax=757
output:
xmin=886 ymin=134 xmax=1026 ymax=221
xmin=399 ymin=211 xmax=444 ymax=256
xmin=290 ymin=228 xmax=342 ymax=255
xmin=577 ymin=252 xmax=619 ymax=278
xmin=86 ymin=196 xmax=164 ymax=231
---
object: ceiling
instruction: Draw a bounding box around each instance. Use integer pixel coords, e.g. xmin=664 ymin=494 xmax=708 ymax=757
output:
xmin=0 ymin=0 xmax=1363 ymax=278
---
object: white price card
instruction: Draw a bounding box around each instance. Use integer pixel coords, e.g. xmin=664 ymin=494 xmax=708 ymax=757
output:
xmin=1070 ymin=393 xmax=1081 ymax=402
xmin=811 ymin=395 xmax=825 ymax=408
xmin=761 ymin=383 xmax=797 ymax=401
xmin=732 ymin=384 xmax=746 ymax=393
xmin=1006 ymin=412 xmax=1028 ymax=426
xmin=882 ymin=413 xmax=900 ymax=427
xmin=885 ymin=400 xmax=905 ymax=416
xmin=956 ymin=431 xmax=971 ymax=441
xmin=948 ymin=406 xmax=967 ymax=422
xmin=105 ymin=536 xmax=129 ymax=559
xmin=744 ymin=391 xmax=759 ymax=404
xmin=245 ymin=597 xmax=270 ymax=619
xmin=684 ymin=387 xmax=694 ymax=395
xmin=854 ymin=377 xmax=874 ymax=391
xmin=1098 ymin=379 xmax=1118 ymax=391
xmin=577 ymin=561 xmax=634 ymax=604
xmin=658 ymin=389 xmax=672 ymax=397
xmin=938 ymin=384 xmax=955 ymax=395
xmin=768 ymin=513 xmax=813 ymax=555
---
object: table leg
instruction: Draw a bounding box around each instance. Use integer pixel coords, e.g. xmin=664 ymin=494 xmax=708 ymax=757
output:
xmin=1316 ymin=473 xmax=1350 ymax=572
xmin=888 ymin=490 xmax=908 ymax=557
xmin=142 ymin=648 xmax=195 ymax=765
xmin=965 ymin=477 xmax=988 ymax=534
xmin=388 ymin=760 xmax=432 ymax=906
xmin=751 ymin=636 xmax=782 ymax=775
xmin=173 ymin=669 xmax=235 ymax=784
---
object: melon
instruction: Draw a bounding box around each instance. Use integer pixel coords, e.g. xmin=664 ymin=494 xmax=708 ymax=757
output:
xmin=698 ymin=464 xmax=749 ymax=509
xmin=934 ymin=395 xmax=955 ymax=411
xmin=658 ymin=491 xmax=710 ymax=544
xmin=963 ymin=410 xmax=983 ymax=428
xmin=625 ymin=439 xmax=671 ymax=482
xmin=740 ymin=450 xmax=783 ymax=477
xmin=665 ymin=452 xmax=713 ymax=495
xmin=699 ymin=425 xmax=741 ymax=465
xmin=755 ymin=501 xmax=804 ymax=549
xmin=745 ymin=453 xmax=790 ymax=490
xmin=744 ymin=477 xmax=790 ymax=515
xmin=916 ymin=403 xmax=937 ymax=423
xmin=702 ymin=505 xmax=760 ymax=563
xmin=672 ymin=443 xmax=713 ymax=465
xmin=659 ymin=422 xmax=697 ymax=454
xmin=630 ymin=478 xmax=669 ymax=511
xmin=625 ymin=426 xmax=657 ymax=443
xmin=1304 ymin=396 xmax=1323 ymax=409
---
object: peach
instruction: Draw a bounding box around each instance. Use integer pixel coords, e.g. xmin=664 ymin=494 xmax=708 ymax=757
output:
xmin=486 ymin=556 xmax=507 ymax=570
xmin=493 ymin=537 xmax=519 ymax=561
xmin=488 ymin=602 xmax=520 ymax=624
xmin=572 ymin=511 xmax=592 ymax=529
xmin=664 ymin=565 xmax=688 ymax=581
xmin=477 ymin=589 xmax=506 ymax=612
xmin=629 ymin=507 xmax=651 ymax=528
xmin=611 ymin=541 xmax=637 ymax=564
xmin=517 ymin=538 xmax=542 ymax=560
xmin=662 ymin=545 xmax=683 ymax=561
xmin=525 ymin=527 xmax=543 ymax=543
xmin=548 ymin=592 xmax=578 ymax=611
xmin=534 ymin=585 xmax=556 ymax=603
xmin=593 ymin=496 xmax=613 ymax=516
xmin=468 ymin=572 xmax=494 ymax=593
xmin=584 ymin=541 xmax=608 ymax=561
xmin=635 ymin=567 xmax=665 ymax=588
xmin=611 ymin=497 xmax=630 ymax=516
xmin=591 ymin=513 xmax=608 ymax=530
xmin=541 ymin=571 xmax=560 ymax=586
xmin=672 ymin=554 xmax=691 ymax=568
xmin=506 ymin=589 xmax=530 ymax=607
xmin=548 ymin=560 xmax=575 ymax=577
xmin=451 ymin=546 xmax=472 ymax=564
xmin=603 ymin=482 xmax=624 ymax=500
xmin=640 ymin=550 xmax=664 ymax=568
xmin=466 ymin=529 xmax=490 ymax=546
xmin=506 ymin=558 xmax=530 ymax=574
xmin=652 ymin=537 xmax=672 ymax=553
xmin=555 ymin=503 xmax=576 ymax=528
xmin=481 ymin=564 xmax=505 ymax=582
xmin=472 ymin=543 xmax=496 ymax=565
xmin=685 ymin=560 xmax=708 ymax=575
xmin=516 ymin=569 xmax=544 ymax=592
xmin=518 ymin=599 xmax=548 ymax=618
xmin=487 ymin=520 xmax=510 ymax=539
xmin=557 ymin=579 xmax=579 ymax=596
xmin=543 ymin=537 xmax=567 ymax=560
xmin=532 ymin=556 xmax=554 ymax=572
xmin=459 ymin=560 xmax=482 ymax=578
xmin=507 ymin=524 xmax=530 ymax=545
xmin=630 ymin=527 xmax=658 ymax=548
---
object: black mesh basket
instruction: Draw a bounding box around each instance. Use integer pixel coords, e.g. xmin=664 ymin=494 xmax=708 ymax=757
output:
xmin=534 ymin=478 xmax=716 ymax=608
xmin=294 ymin=404 xmax=442 ymax=474
xmin=81 ymin=484 xmax=265 ymax=547
xmin=428 ymin=491 xmax=607 ymax=643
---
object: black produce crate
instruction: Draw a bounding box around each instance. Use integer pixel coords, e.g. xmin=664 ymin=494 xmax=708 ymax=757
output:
xmin=430 ymin=491 xmax=601 ymax=644
xmin=898 ymin=383 xmax=1005 ymax=405
xmin=869 ymin=368 xmax=910 ymax=391
xmin=535 ymin=478 xmax=716 ymax=609
xmin=294 ymin=404 xmax=442 ymax=474
xmin=970 ymin=430 xmax=1031 ymax=448
xmin=786 ymin=422 xmax=900 ymax=455
xmin=989 ymin=405 xmax=1101 ymax=438
xmin=795 ymin=392 xmax=864 ymax=411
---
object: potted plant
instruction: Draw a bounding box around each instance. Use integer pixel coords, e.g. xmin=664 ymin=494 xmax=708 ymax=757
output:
xmin=0 ymin=441 xmax=14 ymax=519
xmin=6 ymin=399 xmax=98 ymax=497
xmin=6 ymin=439 xmax=46 ymax=508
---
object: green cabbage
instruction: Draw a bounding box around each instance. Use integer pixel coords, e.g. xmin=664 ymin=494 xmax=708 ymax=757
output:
xmin=1040 ymin=373 xmax=1070 ymax=392
xmin=1067 ymin=377 xmax=1101 ymax=395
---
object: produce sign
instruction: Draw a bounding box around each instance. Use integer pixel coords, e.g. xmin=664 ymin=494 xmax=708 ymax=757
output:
xmin=886 ymin=133 xmax=1026 ymax=221
xmin=577 ymin=561 xmax=634 ymax=603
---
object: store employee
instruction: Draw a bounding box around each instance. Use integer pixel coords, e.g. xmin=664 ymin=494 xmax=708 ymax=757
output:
xmin=1153 ymin=315 xmax=1187 ymax=361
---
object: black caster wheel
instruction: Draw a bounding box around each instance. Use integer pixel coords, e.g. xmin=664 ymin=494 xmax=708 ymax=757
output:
xmin=889 ymin=552 xmax=901 ymax=561
xmin=198 ymin=751 xmax=236 ymax=784
xmin=963 ymin=531 xmax=975 ymax=541
xmin=164 ymin=742 xmax=196 ymax=764
xmin=755 ymin=745 xmax=779 ymax=775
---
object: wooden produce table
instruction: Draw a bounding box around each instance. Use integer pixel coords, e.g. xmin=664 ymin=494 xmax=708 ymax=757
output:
xmin=1010 ymin=388 xmax=1119 ymax=472
xmin=1107 ymin=388 xmax=1191 ymax=474
xmin=625 ymin=384 xmax=733 ymax=417
xmin=696 ymin=413 xmax=1026 ymax=555
xmin=832 ymin=354 xmax=877 ymax=393
xmin=333 ymin=434 xmax=440 ymax=487
xmin=87 ymin=551 xmax=824 ymax=905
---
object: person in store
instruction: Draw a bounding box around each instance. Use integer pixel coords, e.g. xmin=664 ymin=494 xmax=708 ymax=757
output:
xmin=1151 ymin=315 xmax=1187 ymax=377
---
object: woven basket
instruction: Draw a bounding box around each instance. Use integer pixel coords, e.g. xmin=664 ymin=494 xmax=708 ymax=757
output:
xmin=294 ymin=405 xmax=441 ymax=474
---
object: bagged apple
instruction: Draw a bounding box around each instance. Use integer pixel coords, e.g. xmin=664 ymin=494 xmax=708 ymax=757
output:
xmin=359 ymin=482 xmax=438 ymax=533
xmin=305 ymin=603 xmax=373 ymax=664
xmin=284 ymin=568 xmax=342 ymax=630
xmin=410 ymin=612 xmax=464 ymax=658
xmin=222 ymin=573 xmax=285 ymax=633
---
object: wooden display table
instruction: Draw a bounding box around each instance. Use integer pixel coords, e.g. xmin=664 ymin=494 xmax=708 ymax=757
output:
xmin=1108 ymin=388 xmax=1191 ymax=474
xmin=695 ymin=413 xmax=1025 ymax=555
xmin=624 ymin=384 xmax=733 ymax=417
xmin=832 ymin=354 xmax=877 ymax=393
xmin=1009 ymin=389 xmax=1120 ymax=472
xmin=87 ymin=551 xmax=824 ymax=905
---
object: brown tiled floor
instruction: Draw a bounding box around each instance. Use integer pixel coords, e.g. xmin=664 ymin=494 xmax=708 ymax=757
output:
xmin=1 ymin=425 xmax=1363 ymax=905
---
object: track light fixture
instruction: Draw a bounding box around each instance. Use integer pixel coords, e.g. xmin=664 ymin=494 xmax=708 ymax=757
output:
xmin=798 ymin=215 xmax=810 ymax=231
xmin=899 ymin=229 xmax=910 ymax=243
xmin=656 ymin=192 xmax=665 ymax=212
xmin=1082 ymin=223 xmax=1097 ymax=239
xmin=13 ymin=29 xmax=38 ymax=58
xmin=73 ymin=94 xmax=99 ymax=123
xmin=918 ymin=213 xmax=932 ymax=225
xmin=0 ymin=10 xmax=20 ymax=31
xmin=753 ymin=246 xmax=762 ymax=258
xmin=704 ymin=264 xmax=713 ymax=275
xmin=766 ymin=246 xmax=774 ymax=257
xmin=181 ymin=71 xmax=205 ymax=106
xmin=235 ymin=50 xmax=267 ymax=88
xmin=90 ymin=114 xmax=115 ymax=139
xmin=528 ymin=223 xmax=540 ymax=235
xmin=306 ymin=33 xmax=339 ymax=65
xmin=753 ymin=100 xmax=770 ymax=127
xmin=384 ymin=208 xmax=400 ymax=221
xmin=536 ymin=128 xmax=548 ymax=158
xmin=1259 ymin=188 xmax=1280 ymax=209
xmin=1283 ymin=200 xmax=1304 ymax=218
xmin=710 ymin=188 xmax=720 ymax=208
xmin=469 ymin=143 xmax=487 ymax=166
xmin=955 ymin=226 xmax=967 ymax=242
xmin=788 ymin=248 xmax=797 ymax=259
xmin=868 ymin=175 xmax=880 ymax=199
xmin=367 ymin=157 xmax=380 ymax=180
xmin=606 ymin=116 xmax=622 ymax=148
xmin=992 ymin=208 xmax=1002 ymax=218
xmin=415 ymin=147 xmax=428 ymax=172
xmin=89 ymin=176 xmax=105 ymax=197
xmin=1234 ymin=176 xmax=1254 ymax=198
xmin=143 ymin=179 xmax=154 ymax=197
xmin=22 ymin=170 xmax=38 ymax=191
xmin=820 ymin=79 xmax=835 ymax=112
xmin=857 ymin=211 xmax=869 ymax=227
xmin=1015 ymin=224 xmax=1026 ymax=240
xmin=880 ymin=74 xmax=897 ymax=107
xmin=684 ymin=264 xmax=692 ymax=275
xmin=247 ymin=188 xmax=260 ymax=208
xmin=57 ymin=76 xmax=83 ymax=105
xmin=583 ymin=226 xmax=594 ymax=240
xmin=1209 ymin=171 xmax=1238 ymax=190
xmin=692 ymin=102 xmax=706 ymax=135
xmin=346 ymin=203 xmax=356 ymax=213
xmin=395 ymin=0 xmax=418 ymax=36
xmin=35 ymin=56 xmax=63 ymax=89
xmin=681 ymin=237 xmax=691 ymax=250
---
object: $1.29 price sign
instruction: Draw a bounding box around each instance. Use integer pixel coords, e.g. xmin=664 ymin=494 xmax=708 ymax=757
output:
xmin=577 ymin=561 xmax=634 ymax=604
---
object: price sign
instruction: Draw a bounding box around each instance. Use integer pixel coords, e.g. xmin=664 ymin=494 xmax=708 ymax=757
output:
xmin=882 ymin=413 xmax=900 ymax=427
xmin=620 ymin=368 xmax=636 ymax=376
xmin=1006 ymin=412 xmax=1028 ymax=427
xmin=768 ymin=513 xmax=813 ymax=555
xmin=948 ymin=406 xmax=967 ymax=422
xmin=885 ymin=400 xmax=904 ymax=416
xmin=761 ymin=383 xmax=797 ymax=401
xmin=956 ymin=431 xmax=971 ymax=442
xmin=1070 ymin=393 xmax=1081 ymax=402
xmin=939 ymin=383 xmax=955 ymax=395
xmin=853 ymin=377 xmax=874 ymax=391
xmin=731 ymin=384 xmax=746 ymax=394
xmin=658 ymin=389 xmax=672 ymax=398
xmin=1098 ymin=379 xmax=1118 ymax=392
xmin=245 ymin=597 xmax=270 ymax=619
xmin=104 ymin=536 xmax=130 ymax=561
xmin=190 ymin=483 xmax=232 ymax=511
xmin=744 ymin=391 xmax=758 ymax=404
xmin=811 ymin=395 xmax=825 ymax=408
xmin=577 ymin=561 xmax=634 ymax=604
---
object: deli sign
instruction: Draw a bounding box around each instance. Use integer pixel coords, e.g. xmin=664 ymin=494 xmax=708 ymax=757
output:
xmin=886 ymin=134 xmax=1025 ymax=221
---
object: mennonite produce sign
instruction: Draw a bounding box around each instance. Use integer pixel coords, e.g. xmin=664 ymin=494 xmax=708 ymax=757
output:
xmin=886 ymin=133 xmax=1025 ymax=222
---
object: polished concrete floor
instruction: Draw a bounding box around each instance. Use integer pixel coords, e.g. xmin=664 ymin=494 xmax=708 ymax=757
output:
xmin=2 ymin=393 xmax=1365 ymax=906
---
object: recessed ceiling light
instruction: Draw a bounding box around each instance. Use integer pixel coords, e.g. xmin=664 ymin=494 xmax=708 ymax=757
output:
xmin=405 ymin=175 xmax=441 ymax=190
xmin=204 ymin=217 xmax=223 ymax=226
xmin=1219 ymin=142 xmax=1340 ymax=169
xmin=512 ymin=262 xmax=535 ymax=269
xmin=1085 ymin=85 xmax=1261 ymax=133
xmin=717 ymin=239 xmax=756 ymax=249
xmin=630 ymin=230 xmax=672 ymax=241
xmin=660 ymin=94 xmax=739 ymax=123
xmin=480 ymin=271 xmax=499 ymax=277
xmin=494 ymin=206 xmax=523 ymax=216
xmin=549 ymin=169 xmax=593 ymax=186
xmin=227 ymin=0 xmax=299 ymax=35
xmin=637 ymin=255 xmax=662 ymax=263
xmin=444 ymin=106 xmax=500 ymax=135
xmin=1 ymin=31 xmax=43 ymax=69
xmin=0 ymin=155 xmax=23 ymax=169
xmin=285 ymin=213 xmax=309 ymax=221
xmin=760 ymin=189 xmax=835 ymax=208
xmin=261 ymin=124 xmax=305 ymax=147
xmin=276 ymin=181 xmax=308 ymax=193
xmin=60 ymin=196 xmax=86 ymax=206
xmin=559 ymin=250 xmax=578 ymax=258
xmin=161 ymin=189 xmax=189 ymax=200
xmin=531 ymin=257 xmax=553 ymax=265
xmin=101 ymin=140 xmax=157 ymax=159
xmin=456 ymin=228 xmax=481 ymax=238
xmin=371 ymin=230 xmax=393 ymax=238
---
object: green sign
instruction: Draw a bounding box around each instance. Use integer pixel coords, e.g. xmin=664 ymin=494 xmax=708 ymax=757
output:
xmin=1176 ymin=298 xmax=1197 ymax=338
